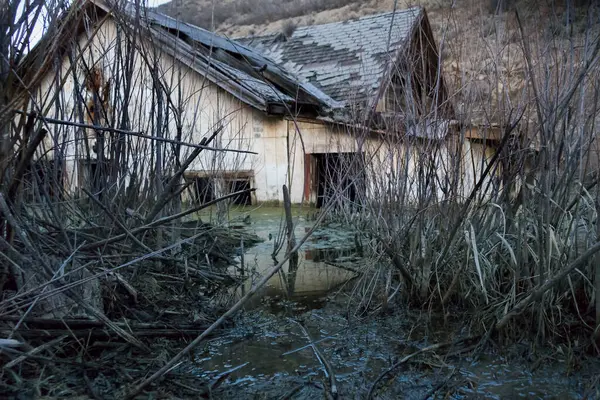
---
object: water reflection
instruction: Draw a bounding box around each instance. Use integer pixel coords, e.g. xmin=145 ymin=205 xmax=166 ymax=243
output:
xmin=240 ymin=245 xmax=357 ymax=305
xmin=226 ymin=206 xmax=358 ymax=309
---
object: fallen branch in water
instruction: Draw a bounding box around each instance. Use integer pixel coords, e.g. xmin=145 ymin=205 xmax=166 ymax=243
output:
xmin=289 ymin=318 xmax=338 ymax=399
xmin=282 ymin=334 xmax=338 ymax=356
xmin=367 ymin=336 xmax=478 ymax=399
xmin=207 ymin=362 xmax=249 ymax=396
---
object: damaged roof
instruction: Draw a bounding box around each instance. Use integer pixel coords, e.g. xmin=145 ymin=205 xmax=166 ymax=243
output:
xmin=143 ymin=9 xmax=342 ymax=113
xmin=22 ymin=1 xmax=432 ymax=122
xmin=239 ymin=8 xmax=424 ymax=107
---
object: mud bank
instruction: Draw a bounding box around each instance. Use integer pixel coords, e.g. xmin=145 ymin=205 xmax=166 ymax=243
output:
xmin=189 ymin=297 xmax=599 ymax=399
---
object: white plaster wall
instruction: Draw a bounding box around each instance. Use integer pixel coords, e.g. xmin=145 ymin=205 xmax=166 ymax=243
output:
xmin=28 ymin=15 xmax=487 ymax=206
xmin=30 ymin=17 xmax=262 ymax=197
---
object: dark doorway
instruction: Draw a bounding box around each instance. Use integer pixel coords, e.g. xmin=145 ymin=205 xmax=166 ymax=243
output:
xmin=313 ymin=152 xmax=365 ymax=208
xmin=188 ymin=171 xmax=254 ymax=206
xmin=193 ymin=177 xmax=215 ymax=204
xmin=227 ymin=178 xmax=252 ymax=205
xmin=79 ymin=159 xmax=109 ymax=198
xmin=23 ymin=159 xmax=64 ymax=201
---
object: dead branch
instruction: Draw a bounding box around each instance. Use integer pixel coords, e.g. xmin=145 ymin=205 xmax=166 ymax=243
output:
xmin=11 ymin=110 xmax=257 ymax=155
xmin=209 ymin=362 xmax=249 ymax=393
xmin=289 ymin=318 xmax=338 ymax=399
xmin=82 ymin=188 xmax=153 ymax=254
xmin=367 ymin=337 xmax=475 ymax=400
xmin=3 ymin=334 xmax=68 ymax=369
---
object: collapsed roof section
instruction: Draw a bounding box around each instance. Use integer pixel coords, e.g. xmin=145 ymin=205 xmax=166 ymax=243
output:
xmin=239 ymin=8 xmax=424 ymax=109
xmin=142 ymin=9 xmax=343 ymax=115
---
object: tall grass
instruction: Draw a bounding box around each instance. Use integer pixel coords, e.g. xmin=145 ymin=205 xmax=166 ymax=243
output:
xmin=320 ymin=1 xmax=600 ymax=345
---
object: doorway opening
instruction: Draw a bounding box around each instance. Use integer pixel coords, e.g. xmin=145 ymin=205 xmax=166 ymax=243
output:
xmin=23 ymin=159 xmax=65 ymax=201
xmin=226 ymin=178 xmax=252 ymax=205
xmin=79 ymin=159 xmax=109 ymax=197
xmin=312 ymin=152 xmax=365 ymax=208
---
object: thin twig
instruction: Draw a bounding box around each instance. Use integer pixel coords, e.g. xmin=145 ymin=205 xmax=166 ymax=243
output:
xmin=420 ymin=367 xmax=456 ymax=400
xmin=288 ymin=318 xmax=338 ymax=399
xmin=3 ymin=334 xmax=68 ymax=369
xmin=367 ymin=337 xmax=476 ymax=400
xmin=82 ymin=188 xmax=153 ymax=254
xmin=144 ymin=126 xmax=224 ymax=223
xmin=11 ymin=110 xmax=257 ymax=155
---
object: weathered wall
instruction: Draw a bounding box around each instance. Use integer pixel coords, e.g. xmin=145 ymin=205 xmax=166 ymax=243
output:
xmin=29 ymin=16 xmax=262 ymax=198
xmin=287 ymin=120 xmax=360 ymax=203
xmin=28 ymin=14 xmax=490 ymax=207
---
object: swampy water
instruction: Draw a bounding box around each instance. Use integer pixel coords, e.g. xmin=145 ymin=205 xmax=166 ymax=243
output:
xmin=192 ymin=206 xmax=599 ymax=399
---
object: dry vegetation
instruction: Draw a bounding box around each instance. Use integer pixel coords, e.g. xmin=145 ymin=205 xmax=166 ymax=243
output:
xmin=0 ymin=1 xmax=261 ymax=396
xmin=302 ymin=0 xmax=600 ymax=350
xmin=2 ymin=0 xmax=600 ymax=397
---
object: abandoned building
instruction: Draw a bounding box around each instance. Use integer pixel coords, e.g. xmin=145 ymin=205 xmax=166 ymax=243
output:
xmin=18 ymin=0 xmax=500 ymax=208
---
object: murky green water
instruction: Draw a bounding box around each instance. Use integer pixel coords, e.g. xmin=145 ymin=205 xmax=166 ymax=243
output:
xmin=190 ymin=205 xmax=600 ymax=399
xmin=199 ymin=205 xmax=359 ymax=310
